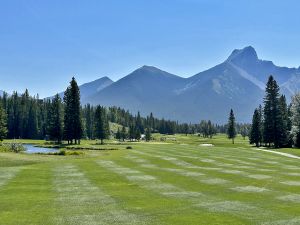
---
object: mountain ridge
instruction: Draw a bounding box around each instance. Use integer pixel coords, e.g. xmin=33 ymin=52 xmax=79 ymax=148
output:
xmin=47 ymin=46 xmax=300 ymax=123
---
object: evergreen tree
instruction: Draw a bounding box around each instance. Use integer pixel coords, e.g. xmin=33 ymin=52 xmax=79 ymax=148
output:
xmin=207 ymin=120 xmax=214 ymax=138
xmin=94 ymin=106 xmax=109 ymax=144
xmin=0 ymin=104 xmax=8 ymax=141
xmin=63 ymin=77 xmax=83 ymax=144
xmin=183 ymin=123 xmax=189 ymax=136
xmin=128 ymin=124 xmax=135 ymax=141
xmin=263 ymin=76 xmax=287 ymax=148
xmin=250 ymin=109 xmax=262 ymax=147
xmin=145 ymin=127 xmax=151 ymax=142
xmin=47 ymin=94 xmax=63 ymax=143
xmin=116 ymin=128 xmax=121 ymax=141
xmin=227 ymin=109 xmax=236 ymax=144
xmin=290 ymin=93 xmax=300 ymax=147
xmin=240 ymin=125 xmax=248 ymax=140
xmin=278 ymin=95 xmax=290 ymax=147
xmin=121 ymin=126 xmax=127 ymax=141
xmin=135 ymin=127 xmax=141 ymax=141
xmin=27 ymin=101 xmax=38 ymax=139
xmin=84 ymin=104 xmax=94 ymax=139
xmin=136 ymin=112 xmax=144 ymax=134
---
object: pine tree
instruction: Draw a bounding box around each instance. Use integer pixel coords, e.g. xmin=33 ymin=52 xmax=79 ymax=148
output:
xmin=27 ymin=101 xmax=38 ymax=139
xmin=135 ymin=127 xmax=141 ymax=141
xmin=183 ymin=123 xmax=189 ymax=136
xmin=250 ymin=109 xmax=262 ymax=147
xmin=207 ymin=120 xmax=214 ymax=138
xmin=94 ymin=106 xmax=109 ymax=144
xmin=136 ymin=112 xmax=144 ymax=134
xmin=47 ymin=94 xmax=63 ymax=143
xmin=227 ymin=109 xmax=236 ymax=144
xmin=64 ymin=77 xmax=83 ymax=144
xmin=121 ymin=126 xmax=127 ymax=141
xmin=145 ymin=127 xmax=151 ymax=142
xmin=0 ymin=104 xmax=8 ymax=141
xmin=84 ymin=104 xmax=94 ymax=139
xmin=263 ymin=76 xmax=287 ymax=148
xmin=290 ymin=93 xmax=300 ymax=147
xmin=116 ymin=128 xmax=121 ymax=141
xmin=278 ymin=95 xmax=290 ymax=147
xmin=128 ymin=124 xmax=135 ymax=141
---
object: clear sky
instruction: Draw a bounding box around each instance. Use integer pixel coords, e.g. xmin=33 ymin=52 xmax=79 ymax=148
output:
xmin=1 ymin=0 xmax=300 ymax=97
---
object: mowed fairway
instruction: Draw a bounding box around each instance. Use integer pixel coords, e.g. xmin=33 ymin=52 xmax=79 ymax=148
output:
xmin=0 ymin=139 xmax=300 ymax=225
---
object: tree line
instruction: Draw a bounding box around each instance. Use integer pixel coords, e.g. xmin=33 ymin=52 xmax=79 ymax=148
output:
xmin=0 ymin=77 xmax=237 ymax=143
xmin=249 ymin=75 xmax=300 ymax=148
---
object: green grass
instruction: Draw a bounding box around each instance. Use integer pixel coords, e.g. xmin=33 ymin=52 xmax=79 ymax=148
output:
xmin=0 ymin=135 xmax=299 ymax=225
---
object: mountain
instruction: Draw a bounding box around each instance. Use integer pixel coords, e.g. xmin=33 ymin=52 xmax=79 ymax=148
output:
xmin=82 ymin=46 xmax=300 ymax=123
xmin=87 ymin=66 xmax=187 ymax=114
xmin=79 ymin=76 xmax=114 ymax=102
xmin=56 ymin=76 xmax=113 ymax=101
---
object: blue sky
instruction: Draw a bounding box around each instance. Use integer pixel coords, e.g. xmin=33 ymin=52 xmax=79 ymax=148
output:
xmin=1 ymin=0 xmax=300 ymax=97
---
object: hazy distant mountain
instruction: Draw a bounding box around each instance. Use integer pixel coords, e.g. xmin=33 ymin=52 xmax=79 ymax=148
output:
xmin=79 ymin=76 xmax=114 ymax=102
xmin=81 ymin=46 xmax=300 ymax=123
xmin=57 ymin=76 xmax=113 ymax=101
xmin=86 ymin=66 xmax=187 ymax=114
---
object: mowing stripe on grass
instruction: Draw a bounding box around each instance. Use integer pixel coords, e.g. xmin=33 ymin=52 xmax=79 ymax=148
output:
xmin=276 ymin=194 xmax=300 ymax=203
xmin=97 ymin=159 xmax=275 ymax=221
xmin=53 ymin=164 xmax=150 ymax=225
xmin=0 ymin=166 xmax=23 ymax=188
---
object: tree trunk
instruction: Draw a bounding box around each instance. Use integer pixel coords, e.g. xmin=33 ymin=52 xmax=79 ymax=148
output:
xmin=232 ymin=138 xmax=234 ymax=144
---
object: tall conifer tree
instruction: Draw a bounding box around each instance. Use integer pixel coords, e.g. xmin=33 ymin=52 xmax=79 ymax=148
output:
xmin=227 ymin=109 xmax=236 ymax=144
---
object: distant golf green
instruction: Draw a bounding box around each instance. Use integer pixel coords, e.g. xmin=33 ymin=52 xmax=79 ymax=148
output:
xmin=0 ymin=135 xmax=299 ymax=225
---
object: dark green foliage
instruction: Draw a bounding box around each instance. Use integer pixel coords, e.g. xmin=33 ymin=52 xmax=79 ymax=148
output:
xmin=183 ymin=123 xmax=189 ymax=136
xmin=47 ymin=94 xmax=63 ymax=143
xmin=64 ymin=77 xmax=83 ymax=144
xmin=250 ymin=109 xmax=262 ymax=147
xmin=199 ymin=120 xmax=216 ymax=138
xmin=84 ymin=104 xmax=94 ymax=139
xmin=227 ymin=109 xmax=236 ymax=144
xmin=278 ymin=95 xmax=291 ymax=147
xmin=116 ymin=128 xmax=121 ymax=141
xmin=263 ymin=76 xmax=288 ymax=148
xmin=121 ymin=126 xmax=127 ymax=141
xmin=145 ymin=127 xmax=151 ymax=141
xmin=240 ymin=125 xmax=248 ymax=140
xmin=94 ymin=106 xmax=110 ymax=144
xmin=0 ymin=104 xmax=7 ymax=141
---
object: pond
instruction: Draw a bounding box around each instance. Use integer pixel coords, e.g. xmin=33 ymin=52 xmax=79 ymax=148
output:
xmin=24 ymin=144 xmax=60 ymax=154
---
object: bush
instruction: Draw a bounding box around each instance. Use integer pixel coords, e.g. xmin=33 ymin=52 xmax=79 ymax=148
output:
xmin=126 ymin=146 xmax=133 ymax=149
xmin=1 ymin=142 xmax=26 ymax=153
xmin=47 ymin=150 xmax=84 ymax=156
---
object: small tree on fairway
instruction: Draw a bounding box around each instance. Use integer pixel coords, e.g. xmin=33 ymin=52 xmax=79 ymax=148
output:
xmin=0 ymin=104 xmax=8 ymax=141
xmin=227 ymin=109 xmax=236 ymax=144
xmin=240 ymin=126 xmax=248 ymax=140
xmin=250 ymin=109 xmax=262 ymax=147
xmin=145 ymin=127 xmax=151 ymax=141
